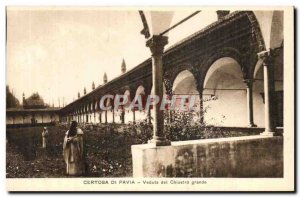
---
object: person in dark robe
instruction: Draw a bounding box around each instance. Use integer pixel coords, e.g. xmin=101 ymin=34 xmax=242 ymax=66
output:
xmin=42 ymin=127 xmax=49 ymax=148
xmin=63 ymin=121 xmax=85 ymax=176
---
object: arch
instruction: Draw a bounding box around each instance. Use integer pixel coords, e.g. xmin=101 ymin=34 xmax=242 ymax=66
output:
xmin=94 ymin=99 xmax=99 ymax=111
xmin=167 ymin=62 xmax=193 ymax=87
xmin=131 ymin=85 xmax=147 ymax=122
xmin=170 ymin=69 xmax=200 ymax=124
xmin=252 ymin=10 xmax=283 ymax=79
xmin=135 ymin=85 xmax=146 ymax=97
xmin=122 ymin=89 xmax=132 ymax=109
xmin=202 ymin=57 xmax=247 ymax=127
xmin=203 ymin=57 xmax=243 ymax=89
xmin=252 ymin=11 xmax=283 ymax=50
xmin=85 ymin=104 xmax=89 ymax=113
xmin=124 ymin=89 xmax=131 ymax=102
xmin=252 ymin=48 xmax=283 ymax=127
xmin=253 ymin=58 xmax=264 ymax=79
xmin=84 ymin=104 xmax=87 ymax=113
xmin=172 ymin=70 xmax=198 ymax=95
xmin=199 ymin=47 xmax=245 ymax=89
xmin=87 ymin=103 xmax=91 ymax=113
xmin=134 ymin=85 xmax=147 ymax=108
xmin=245 ymin=11 xmax=267 ymax=51
xmin=90 ymin=101 xmax=94 ymax=112
xmin=270 ymin=11 xmax=283 ymax=49
xmin=105 ymin=96 xmax=114 ymax=108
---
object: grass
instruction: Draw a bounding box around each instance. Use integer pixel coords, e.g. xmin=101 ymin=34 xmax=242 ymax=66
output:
xmin=6 ymin=125 xmax=134 ymax=178
xmin=6 ymin=122 xmax=260 ymax=178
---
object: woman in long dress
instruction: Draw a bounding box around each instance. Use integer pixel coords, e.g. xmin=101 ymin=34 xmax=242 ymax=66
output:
xmin=63 ymin=121 xmax=85 ymax=176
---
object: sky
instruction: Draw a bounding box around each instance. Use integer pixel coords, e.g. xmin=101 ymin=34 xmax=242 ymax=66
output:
xmin=7 ymin=7 xmax=218 ymax=107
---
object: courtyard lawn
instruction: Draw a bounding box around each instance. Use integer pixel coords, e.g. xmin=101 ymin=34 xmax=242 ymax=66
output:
xmin=6 ymin=125 xmax=135 ymax=178
xmin=6 ymin=122 xmax=260 ymax=178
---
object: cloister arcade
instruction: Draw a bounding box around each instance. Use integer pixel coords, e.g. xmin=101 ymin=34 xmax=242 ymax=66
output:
xmin=60 ymin=10 xmax=284 ymax=131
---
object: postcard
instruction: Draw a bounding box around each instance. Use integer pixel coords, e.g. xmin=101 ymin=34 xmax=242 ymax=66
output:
xmin=6 ymin=6 xmax=294 ymax=192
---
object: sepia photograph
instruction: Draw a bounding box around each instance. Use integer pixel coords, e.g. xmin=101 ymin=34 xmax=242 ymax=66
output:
xmin=5 ymin=6 xmax=294 ymax=192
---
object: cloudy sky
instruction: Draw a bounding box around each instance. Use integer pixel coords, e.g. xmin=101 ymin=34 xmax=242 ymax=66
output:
xmin=7 ymin=7 xmax=218 ymax=107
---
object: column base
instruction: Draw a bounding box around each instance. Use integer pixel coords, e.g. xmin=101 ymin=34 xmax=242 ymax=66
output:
xmin=148 ymin=137 xmax=171 ymax=146
xmin=248 ymin=123 xmax=257 ymax=128
xmin=261 ymin=126 xmax=284 ymax=136
xmin=260 ymin=131 xmax=274 ymax=136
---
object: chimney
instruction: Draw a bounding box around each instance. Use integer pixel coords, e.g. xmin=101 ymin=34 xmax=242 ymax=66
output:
xmin=84 ymin=87 xmax=87 ymax=95
xmin=103 ymin=72 xmax=108 ymax=84
xmin=92 ymin=81 xmax=95 ymax=90
xmin=78 ymin=92 xmax=80 ymax=98
xmin=216 ymin=10 xmax=230 ymax=20
xmin=121 ymin=58 xmax=126 ymax=74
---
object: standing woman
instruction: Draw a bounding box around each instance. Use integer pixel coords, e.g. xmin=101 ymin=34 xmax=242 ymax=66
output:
xmin=63 ymin=121 xmax=85 ymax=176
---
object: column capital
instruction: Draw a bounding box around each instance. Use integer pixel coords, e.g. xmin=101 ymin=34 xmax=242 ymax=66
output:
xmin=257 ymin=50 xmax=271 ymax=64
xmin=146 ymin=35 xmax=168 ymax=56
xmin=257 ymin=49 xmax=279 ymax=66
xmin=243 ymin=78 xmax=254 ymax=86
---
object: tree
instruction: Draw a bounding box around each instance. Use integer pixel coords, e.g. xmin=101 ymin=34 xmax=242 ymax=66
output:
xmin=6 ymin=86 xmax=20 ymax=108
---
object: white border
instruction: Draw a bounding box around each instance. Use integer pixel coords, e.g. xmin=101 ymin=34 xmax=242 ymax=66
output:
xmin=1 ymin=0 xmax=298 ymax=196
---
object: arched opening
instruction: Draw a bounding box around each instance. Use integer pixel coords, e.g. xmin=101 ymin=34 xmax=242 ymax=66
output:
xmin=14 ymin=114 xmax=23 ymax=124
xmin=93 ymin=100 xmax=99 ymax=124
xmin=105 ymin=96 xmax=114 ymax=123
xmin=253 ymin=49 xmax=283 ymax=127
xmin=171 ymin=70 xmax=200 ymax=124
xmin=35 ymin=113 xmax=43 ymax=123
xmin=173 ymin=70 xmax=198 ymax=94
xmin=203 ymin=57 xmax=246 ymax=127
xmin=133 ymin=85 xmax=147 ymax=122
xmin=89 ymin=101 xmax=95 ymax=123
xmin=121 ymin=90 xmax=131 ymax=124
xmin=6 ymin=115 xmax=13 ymax=125
xmin=85 ymin=104 xmax=90 ymax=123
xmin=252 ymin=11 xmax=284 ymax=128
xmin=82 ymin=105 xmax=86 ymax=123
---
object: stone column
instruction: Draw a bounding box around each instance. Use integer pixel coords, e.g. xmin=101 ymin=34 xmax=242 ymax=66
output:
xmin=258 ymin=50 xmax=275 ymax=135
xmin=99 ymin=112 xmax=102 ymax=123
xmin=133 ymin=110 xmax=136 ymax=123
xmin=148 ymin=108 xmax=152 ymax=124
xmin=105 ymin=111 xmax=108 ymax=124
xmin=199 ymin=91 xmax=204 ymax=125
xmin=164 ymin=78 xmax=173 ymax=124
xmin=121 ymin=110 xmax=125 ymax=124
xmin=146 ymin=35 xmax=170 ymax=146
xmin=243 ymin=79 xmax=257 ymax=127
xmin=112 ymin=109 xmax=115 ymax=123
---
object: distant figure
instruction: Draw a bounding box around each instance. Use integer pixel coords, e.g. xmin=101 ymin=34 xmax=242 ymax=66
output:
xmin=63 ymin=121 xmax=85 ymax=176
xmin=42 ymin=127 xmax=49 ymax=148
